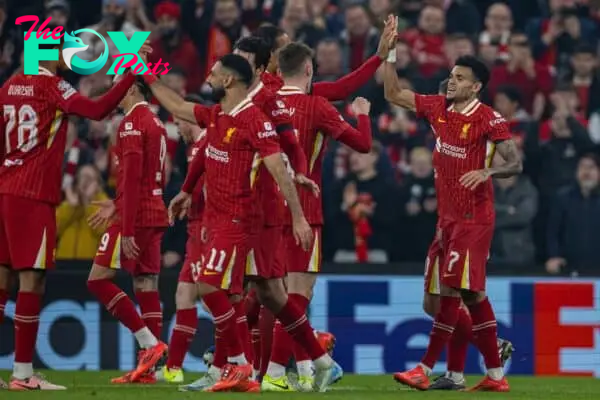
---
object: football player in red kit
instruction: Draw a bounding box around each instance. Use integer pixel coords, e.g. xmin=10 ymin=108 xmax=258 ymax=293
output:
xmin=87 ymin=80 xmax=169 ymax=384
xmin=0 ymin=39 xmax=144 ymax=390
xmin=156 ymin=97 xmax=207 ymax=384
xmin=144 ymin=54 xmax=337 ymax=392
xmin=260 ymin=42 xmax=376 ymax=392
xmin=382 ymin=17 xmax=522 ymax=392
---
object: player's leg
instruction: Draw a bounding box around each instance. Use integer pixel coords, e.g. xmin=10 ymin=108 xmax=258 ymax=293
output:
xmin=133 ymin=274 xmax=162 ymax=341
xmin=394 ymin=221 xmax=463 ymax=390
xmin=0 ymin=266 xmax=10 ymax=325
xmin=231 ymin=292 xmax=254 ymax=368
xmin=0 ymin=196 xmax=9 ymax=325
xmin=196 ymin=227 xmax=253 ymax=392
xmin=87 ymin=225 xmax=165 ymax=383
xmin=4 ymin=196 xmax=64 ymax=390
xmin=244 ymin=285 xmax=262 ymax=375
xmin=457 ymin=224 xmax=508 ymax=392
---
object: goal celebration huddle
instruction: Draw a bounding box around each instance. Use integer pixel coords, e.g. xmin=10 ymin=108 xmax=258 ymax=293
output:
xmin=0 ymin=14 xmax=519 ymax=393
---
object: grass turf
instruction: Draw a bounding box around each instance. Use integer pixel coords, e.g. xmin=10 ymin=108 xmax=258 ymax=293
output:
xmin=1 ymin=371 xmax=599 ymax=399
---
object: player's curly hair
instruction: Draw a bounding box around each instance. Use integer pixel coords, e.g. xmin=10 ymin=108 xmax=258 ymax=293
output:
xmin=219 ymin=54 xmax=254 ymax=88
xmin=134 ymin=77 xmax=152 ymax=102
xmin=455 ymin=55 xmax=490 ymax=91
xmin=255 ymin=23 xmax=286 ymax=53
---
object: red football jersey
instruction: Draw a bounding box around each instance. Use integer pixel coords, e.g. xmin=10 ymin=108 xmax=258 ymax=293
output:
xmin=415 ymin=95 xmax=512 ymax=223
xmin=249 ymin=81 xmax=303 ymax=226
xmin=191 ymin=99 xmax=281 ymax=229
xmin=0 ymin=69 xmax=78 ymax=205
xmin=187 ymin=134 xmax=207 ymax=221
xmin=277 ymin=86 xmax=356 ymax=225
xmin=113 ymin=102 xmax=169 ymax=230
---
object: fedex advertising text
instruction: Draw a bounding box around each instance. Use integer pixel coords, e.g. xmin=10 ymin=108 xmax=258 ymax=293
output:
xmin=16 ymin=16 xmax=171 ymax=76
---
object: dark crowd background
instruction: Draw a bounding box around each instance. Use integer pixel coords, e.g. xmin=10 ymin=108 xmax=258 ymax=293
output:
xmin=1 ymin=0 xmax=600 ymax=277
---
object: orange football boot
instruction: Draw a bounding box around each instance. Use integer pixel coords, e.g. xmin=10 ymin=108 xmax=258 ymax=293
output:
xmin=111 ymin=371 xmax=156 ymax=384
xmin=316 ymin=331 xmax=336 ymax=354
xmin=130 ymin=342 xmax=168 ymax=382
xmin=393 ymin=365 xmax=430 ymax=391
xmin=468 ymin=376 xmax=510 ymax=392
xmin=207 ymin=364 xmax=253 ymax=392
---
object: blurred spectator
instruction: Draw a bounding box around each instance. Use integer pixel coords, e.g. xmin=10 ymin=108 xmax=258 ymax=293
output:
xmin=370 ymin=0 xmax=408 ymax=31
xmin=305 ymin=0 xmax=345 ymax=35
xmin=546 ymin=154 xmax=600 ymax=275
xmin=526 ymin=90 xmax=594 ymax=198
xmin=56 ymin=166 xmax=109 ymax=260
xmin=0 ymin=0 xmax=23 ymax=81
xmin=479 ymin=2 xmax=513 ymax=65
xmin=150 ymin=1 xmax=203 ymax=93
xmin=340 ymin=3 xmax=379 ymax=72
xmin=566 ymin=43 xmax=599 ymax=117
xmin=492 ymin=155 xmax=539 ymax=265
xmin=493 ymin=85 xmax=532 ymax=147
xmin=79 ymin=0 xmax=140 ymax=68
xmin=280 ymin=0 xmax=325 ymax=47
xmin=397 ymin=147 xmax=437 ymax=261
xmin=45 ymin=0 xmax=75 ymax=31
xmin=424 ymin=0 xmax=480 ymax=35
xmin=488 ymin=31 xmax=553 ymax=119
xmin=401 ymin=5 xmax=447 ymax=78
xmin=314 ymin=38 xmax=343 ymax=81
xmin=329 ymin=142 xmax=397 ymax=263
xmin=525 ymin=0 xmax=596 ymax=70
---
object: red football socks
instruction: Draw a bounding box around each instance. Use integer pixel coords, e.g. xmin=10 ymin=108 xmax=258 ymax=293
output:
xmin=275 ymin=296 xmax=326 ymax=361
xmin=258 ymin=306 xmax=275 ymax=376
xmin=14 ymin=291 xmax=41 ymax=363
xmin=245 ymin=289 xmax=260 ymax=327
xmin=0 ymin=288 xmax=8 ymax=324
xmin=166 ymin=308 xmax=197 ymax=369
xmin=447 ymin=305 xmax=473 ymax=372
xmin=213 ymin=330 xmax=228 ymax=369
xmin=136 ymin=291 xmax=163 ymax=340
xmin=290 ymin=294 xmax=311 ymax=363
xmin=269 ymin=320 xmax=293 ymax=366
xmin=468 ymin=297 xmax=502 ymax=369
xmin=234 ymin=301 xmax=253 ymax=365
xmin=87 ymin=279 xmax=145 ymax=333
xmin=203 ymin=290 xmax=245 ymax=361
xmin=421 ymin=296 xmax=461 ymax=369
xmin=251 ymin=325 xmax=261 ymax=372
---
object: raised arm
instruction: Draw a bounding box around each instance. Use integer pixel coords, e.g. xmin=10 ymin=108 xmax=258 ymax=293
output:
xmin=181 ymin=144 xmax=206 ymax=194
xmin=142 ymin=75 xmax=199 ymax=124
xmin=383 ymin=57 xmax=416 ymax=111
xmin=317 ymin=97 xmax=372 ymax=153
xmin=51 ymin=73 xmax=136 ymax=120
xmin=312 ymin=16 xmax=397 ymax=101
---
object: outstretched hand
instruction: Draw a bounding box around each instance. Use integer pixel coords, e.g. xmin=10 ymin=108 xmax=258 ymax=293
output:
xmin=88 ymin=199 xmax=116 ymax=229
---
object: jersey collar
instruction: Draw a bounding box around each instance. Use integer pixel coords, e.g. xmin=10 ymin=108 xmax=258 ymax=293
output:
xmin=38 ymin=66 xmax=54 ymax=76
xmin=278 ymin=85 xmax=305 ymax=95
xmin=228 ymin=97 xmax=253 ymax=117
xmin=247 ymin=81 xmax=264 ymax=99
xmin=125 ymin=101 xmax=149 ymax=116
xmin=447 ymin=98 xmax=480 ymax=116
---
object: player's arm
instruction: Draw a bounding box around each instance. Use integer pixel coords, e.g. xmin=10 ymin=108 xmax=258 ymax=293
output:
xmin=50 ymin=73 xmax=136 ymax=120
xmin=488 ymin=139 xmax=523 ymax=178
xmin=120 ymin=122 xmax=143 ymax=238
xmin=312 ymin=17 xmax=396 ymax=101
xmin=142 ymin=75 xmax=210 ymax=126
xmin=383 ymin=56 xmax=416 ymax=111
xmin=181 ymin=143 xmax=207 ymax=194
xmin=316 ymin=97 xmax=372 ymax=153
xmin=263 ymin=96 xmax=307 ymax=175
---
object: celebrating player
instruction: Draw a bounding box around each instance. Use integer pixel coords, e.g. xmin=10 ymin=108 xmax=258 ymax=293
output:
xmin=156 ymin=96 xmax=207 ymax=384
xmin=147 ymin=54 xmax=337 ymax=392
xmin=87 ymin=80 xmax=169 ymax=384
xmin=260 ymin=41 xmax=375 ymax=391
xmin=382 ymin=17 xmax=522 ymax=392
xmin=0 ymin=38 xmax=144 ymax=390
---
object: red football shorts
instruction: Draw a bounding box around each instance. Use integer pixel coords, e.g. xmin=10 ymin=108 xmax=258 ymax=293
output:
xmin=424 ymin=218 xmax=493 ymax=293
xmin=94 ymin=224 xmax=164 ymax=276
xmin=284 ymin=224 xmax=322 ymax=274
xmin=0 ymin=195 xmax=56 ymax=270
xmin=246 ymin=225 xmax=286 ymax=279
xmin=193 ymin=222 xmax=250 ymax=295
xmin=180 ymin=219 xmax=204 ymax=284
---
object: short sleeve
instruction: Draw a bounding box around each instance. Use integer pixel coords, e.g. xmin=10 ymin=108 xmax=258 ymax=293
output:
xmin=263 ymin=95 xmax=294 ymax=133
xmin=315 ymin=97 xmax=351 ymax=139
xmin=247 ymin=115 xmax=281 ymax=158
xmin=45 ymin=78 xmax=81 ymax=113
xmin=486 ymin=110 xmax=512 ymax=143
xmin=414 ymin=94 xmax=446 ymax=121
xmin=119 ymin=118 xmax=143 ymax=156
xmin=193 ymin=104 xmax=212 ymax=128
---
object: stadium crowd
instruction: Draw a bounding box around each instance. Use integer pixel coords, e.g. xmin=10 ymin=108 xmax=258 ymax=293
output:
xmin=1 ymin=0 xmax=600 ymax=274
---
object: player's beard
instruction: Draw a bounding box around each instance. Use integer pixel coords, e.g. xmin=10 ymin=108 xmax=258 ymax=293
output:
xmin=210 ymin=86 xmax=227 ymax=103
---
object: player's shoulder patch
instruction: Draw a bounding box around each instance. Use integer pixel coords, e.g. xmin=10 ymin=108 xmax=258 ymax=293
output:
xmin=487 ymin=107 xmax=507 ymax=127
xmin=57 ymin=79 xmax=76 ymax=100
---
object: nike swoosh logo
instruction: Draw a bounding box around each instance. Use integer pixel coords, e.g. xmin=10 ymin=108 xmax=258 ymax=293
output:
xmin=443 ymin=274 xmax=455 ymax=278
xmin=437 ymin=118 xmax=446 ymax=123
xmin=270 ymin=382 xmax=290 ymax=390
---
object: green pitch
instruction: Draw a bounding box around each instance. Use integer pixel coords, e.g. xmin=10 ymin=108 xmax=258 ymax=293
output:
xmin=2 ymin=371 xmax=600 ymax=399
